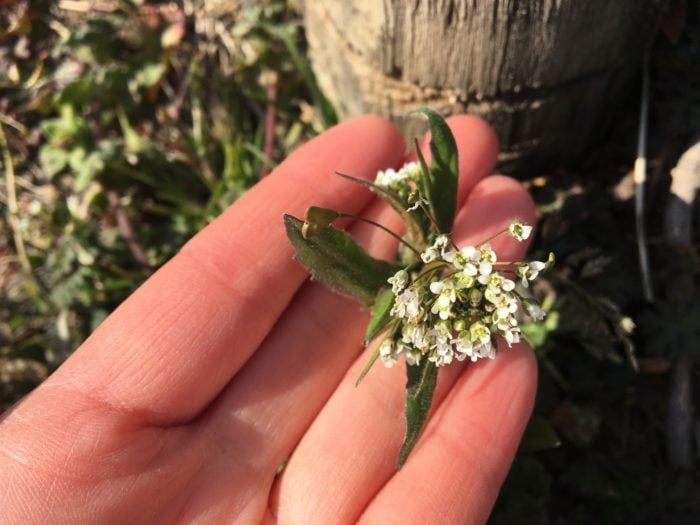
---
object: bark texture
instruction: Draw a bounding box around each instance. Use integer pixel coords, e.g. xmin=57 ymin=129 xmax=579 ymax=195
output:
xmin=304 ymin=0 xmax=664 ymax=172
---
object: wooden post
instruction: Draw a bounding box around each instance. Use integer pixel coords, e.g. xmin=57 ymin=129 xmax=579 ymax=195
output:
xmin=304 ymin=0 xmax=664 ymax=173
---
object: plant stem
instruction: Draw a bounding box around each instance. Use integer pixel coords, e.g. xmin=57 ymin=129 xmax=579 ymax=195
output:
xmin=417 ymin=201 xmax=444 ymax=238
xmin=478 ymin=226 xmax=510 ymax=246
xmin=107 ymin=190 xmax=153 ymax=276
xmin=260 ymin=71 xmax=278 ymax=178
xmin=0 ymin=121 xmax=43 ymax=306
xmin=338 ymin=213 xmax=421 ymax=256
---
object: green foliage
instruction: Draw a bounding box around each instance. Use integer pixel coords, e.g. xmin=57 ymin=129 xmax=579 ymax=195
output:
xmin=285 ymin=215 xmax=400 ymax=305
xmin=287 ymin=109 xmax=466 ymax=468
xmin=355 ymin=288 xmax=395 ymax=386
xmin=0 ymin=0 xmax=326 ymax=409
xmin=412 ymin=108 xmax=459 ymax=233
xmin=364 ymin=288 xmax=396 ymax=345
xmin=398 ymin=359 xmax=438 ymax=468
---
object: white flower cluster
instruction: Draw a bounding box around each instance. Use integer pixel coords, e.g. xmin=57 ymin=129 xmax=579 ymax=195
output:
xmin=374 ymin=162 xmax=422 ymax=194
xmin=379 ymin=220 xmax=549 ymax=368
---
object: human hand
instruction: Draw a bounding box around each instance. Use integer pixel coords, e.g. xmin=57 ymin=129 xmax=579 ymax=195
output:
xmin=0 ymin=115 xmax=537 ymax=524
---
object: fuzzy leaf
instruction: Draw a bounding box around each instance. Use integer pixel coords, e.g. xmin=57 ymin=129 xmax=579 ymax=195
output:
xmin=364 ymin=288 xmax=395 ymax=345
xmin=284 ymin=215 xmax=400 ymax=306
xmin=398 ymin=359 xmax=438 ymax=468
xmin=412 ymin=108 xmax=459 ymax=233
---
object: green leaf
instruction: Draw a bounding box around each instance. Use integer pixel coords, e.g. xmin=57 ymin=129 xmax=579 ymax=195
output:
xmin=518 ymin=416 xmax=561 ymax=454
xmin=335 ymin=171 xmax=427 ymax=252
xmin=117 ymin=106 xmax=152 ymax=154
xmin=38 ymin=145 xmax=68 ymax=177
xmin=414 ymin=138 xmax=431 ymax=198
xmin=133 ymin=63 xmax=164 ymax=88
xmin=355 ymin=347 xmax=380 ymax=387
xmin=364 ymin=288 xmax=395 ymax=345
xmin=412 ymin=108 xmax=459 ymax=233
xmin=398 ymin=359 xmax=438 ymax=468
xmin=75 ymin=150 xmax=106 ymax=190
xmin=284 ymin=215 xmax=400 ymax=306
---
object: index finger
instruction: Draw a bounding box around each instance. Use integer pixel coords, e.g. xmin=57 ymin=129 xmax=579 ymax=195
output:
xmin=47 ymin=116 xmax=405 ymax=426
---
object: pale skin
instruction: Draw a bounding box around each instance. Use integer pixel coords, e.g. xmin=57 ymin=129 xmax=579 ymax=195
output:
xmin=0 ymin=115 xmax=537 ymax=524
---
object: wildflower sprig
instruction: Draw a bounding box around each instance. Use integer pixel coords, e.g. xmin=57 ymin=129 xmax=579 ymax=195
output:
xmin=377 ymin=223 xmax=552 ymax=370
xmin=284 ymin=108 xmax=552 ymax=468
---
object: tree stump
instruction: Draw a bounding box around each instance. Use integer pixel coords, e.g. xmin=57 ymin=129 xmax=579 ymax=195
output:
xmin=304 ymin=0 xmax=664 ymax=173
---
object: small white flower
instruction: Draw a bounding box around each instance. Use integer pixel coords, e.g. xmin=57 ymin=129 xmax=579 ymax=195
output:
xmin=516 ymin=260 xmax=547 ymax=287
xmin=404 ymin=345 xmax=423 ymax=366
xmin=480 ymin=273 xmax=516 ymax=293
xmin=429 ymin=279 xmax=457 ymax=320
xmin=508 ymin=219 xmax=533 ymax=242
xmin=375 ymin=162 xmax=422 ymax=192
xmin=462 ymin=322 xmax=496 ymax=361
xmin=429 ymin=351 xmax=454 ymax=367
xmin=391 ymin=286 xmax=423 ymax=322
xmin=620 ymin=317 xmax=635 ymax=334
xmin=379 ymin=339 xmax=398 ymax=367
xmin=428 ymin=322 xmax=454 ymax=366
xmin=469 ymin=321 xmax=492 ymax=347
xmin=434 ymin=235 xmax=451 ymax=253
xmin=388 ymin=269 xmax=409 ymax=294
xmin=478 ymin=244 xmax=497 ymax=263
xmin=478 ymin=260 xmax=493 ymax=276
xmin=454 ymin=330 xmax=474 ymax=359
xmin=455 ymin=271 xmax=476 ymax=290
xmin=420 ymin=234 xmax=452 ymax=262
xmin=402 ymin=322 xmax=430 ymax=352
xmin=421 ymin=246 xmax=440 ymax=263
xmin=402 ymin=162 xmax=422 ymax=178
xmin=503 ymin=327 xmax=521 ymax=347
xmin=444 ymin=245 xmax=478 ymax=275
xmin=473 ymin=341 xmax=496 ymax=360
xmin=375 ymin=167 xmax=401 ymax=188
xmin=524 ymin=301 xmax=546 ymax=321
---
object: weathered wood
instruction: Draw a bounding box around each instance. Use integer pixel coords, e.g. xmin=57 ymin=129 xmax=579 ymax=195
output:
xmin=304 ymin=0 xmax=664 ymax=173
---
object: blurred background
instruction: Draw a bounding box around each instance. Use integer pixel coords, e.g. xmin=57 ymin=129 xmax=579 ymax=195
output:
xmin=1 ymin=1 xmax=698 ymax=522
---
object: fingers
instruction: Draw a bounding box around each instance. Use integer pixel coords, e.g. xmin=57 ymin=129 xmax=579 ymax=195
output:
xmin=360 ymin=344 xmax=537 ymax=524
xmin=197 ymin=116 xmax=502 ymax=509
xmin=40 ymin=116 xmax=405 ymax=427
xmin=194 ymin=199 xmax=401 ymax=519
xmin=269 ymin=175 xmax=536 ymax=524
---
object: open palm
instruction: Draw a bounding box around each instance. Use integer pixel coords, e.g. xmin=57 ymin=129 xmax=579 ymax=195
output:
xmin=0 ymin=115 xmax=536 ymax=524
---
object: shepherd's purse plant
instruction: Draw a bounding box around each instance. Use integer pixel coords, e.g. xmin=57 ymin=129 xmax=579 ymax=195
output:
xmin=284 ymin=109 xmax=553 ymax=467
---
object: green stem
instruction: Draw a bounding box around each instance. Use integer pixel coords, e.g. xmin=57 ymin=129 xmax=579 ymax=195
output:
xmin=478 ymin=226 xmax=510 ymax=246
xmin=338 ymin=213 xmax=421 ymax=256
xmin=417 ymin=201 xmax=444 ymax=238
